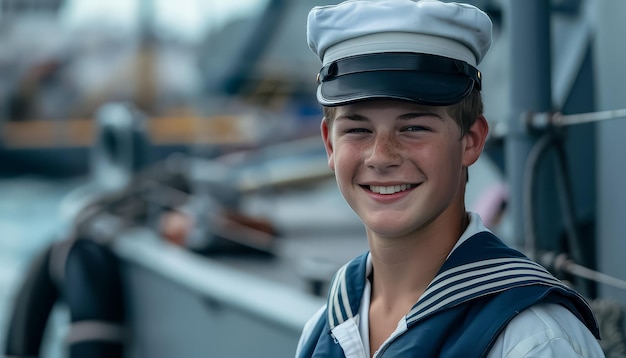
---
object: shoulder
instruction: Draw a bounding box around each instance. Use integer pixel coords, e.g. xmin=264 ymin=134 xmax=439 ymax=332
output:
xmin=488 ymin=303 xmax=605 ymax=357
xmin=295 ymin=305 xmax=327 ymax=357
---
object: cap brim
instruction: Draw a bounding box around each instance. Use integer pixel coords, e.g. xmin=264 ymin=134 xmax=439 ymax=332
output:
xmin=317 ymin=70 xmax=475 ymax=107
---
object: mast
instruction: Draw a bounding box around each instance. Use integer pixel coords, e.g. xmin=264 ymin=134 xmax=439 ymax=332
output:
xmin=135 ymin=0 xmax=156 ymax=114
xmin=505 ymin=0 xmax=553 ymax=257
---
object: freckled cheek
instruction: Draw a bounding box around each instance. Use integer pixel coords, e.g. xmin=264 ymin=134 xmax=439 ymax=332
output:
xmin=411 ymin=142 xmax=460 ymax=175
xmin=433 ymin=145 xmax=465 ymax=182
xmin=332 ymin=146 xmax=364 ymax=187
xmin=333 ymin=146 xmax=361 ymax=172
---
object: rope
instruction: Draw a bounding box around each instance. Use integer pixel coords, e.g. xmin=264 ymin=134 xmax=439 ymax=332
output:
xmin=589 ymin=299 xmax=626 ymax=358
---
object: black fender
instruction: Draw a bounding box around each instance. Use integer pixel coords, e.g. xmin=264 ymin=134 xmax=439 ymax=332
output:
xmin=63 ymin=239 xmax=125 ymax=358
xmin=4 ymin=243 xmax=59 ymax=357
xmin=3 ymin=238 xmax=126 ymax=358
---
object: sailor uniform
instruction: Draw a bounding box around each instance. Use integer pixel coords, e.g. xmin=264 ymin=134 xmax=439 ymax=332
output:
xmin=303 ymin=1 xmax=604 ymax=356
xmin=296 ymin=214 xmax=603 ymax=358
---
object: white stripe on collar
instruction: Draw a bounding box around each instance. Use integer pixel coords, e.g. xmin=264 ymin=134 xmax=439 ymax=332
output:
xmin=328 ymin=263 xmax=355 ymax=328
xmin=406 ymin=257 xmax=572 ymax=324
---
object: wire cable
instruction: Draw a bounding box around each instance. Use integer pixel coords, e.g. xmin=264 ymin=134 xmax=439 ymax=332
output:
xmin=522 ymin=133 xmax=554 ymax=260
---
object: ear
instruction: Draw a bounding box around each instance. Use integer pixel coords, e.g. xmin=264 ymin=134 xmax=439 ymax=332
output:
xmin=462 ymin=115 xmax=489 ymax=167
xmin=321 ymin=119 xmax=335 ymax=171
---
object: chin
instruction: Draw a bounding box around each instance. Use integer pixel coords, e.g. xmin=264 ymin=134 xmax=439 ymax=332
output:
xmin=363 ymin=218 xmax=413 ymax=237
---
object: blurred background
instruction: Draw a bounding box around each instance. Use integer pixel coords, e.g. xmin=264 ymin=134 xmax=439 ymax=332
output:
xmin=1 ymin=0 xmax=626 ymax=357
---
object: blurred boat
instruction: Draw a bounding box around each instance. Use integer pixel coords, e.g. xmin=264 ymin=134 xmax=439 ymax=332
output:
xmin=2 ymin=101 xmax=368 ymax=357
xmin=0 ymin=0 xmax=329 ymax=177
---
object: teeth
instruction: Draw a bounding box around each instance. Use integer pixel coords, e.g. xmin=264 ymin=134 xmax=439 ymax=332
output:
xmin=369 ymin=184 xmax=413 ymax=194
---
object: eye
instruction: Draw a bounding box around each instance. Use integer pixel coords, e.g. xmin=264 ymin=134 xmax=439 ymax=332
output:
xmin=401 ymin=125 xmax=430 ymax=132
xmin=344 ymin=127 xmax=371 ymax=134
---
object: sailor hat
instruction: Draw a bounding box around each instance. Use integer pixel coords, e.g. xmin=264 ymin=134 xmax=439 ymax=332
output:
xmin=307 ymin=0 xmax=492 ymax=106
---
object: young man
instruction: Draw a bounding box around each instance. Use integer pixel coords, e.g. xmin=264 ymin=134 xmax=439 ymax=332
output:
xmin=296 ymin=0 xmax=604 ymax=357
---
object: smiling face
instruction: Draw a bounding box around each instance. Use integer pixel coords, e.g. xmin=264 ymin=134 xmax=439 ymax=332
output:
xmin=321 ymin=99 xmax=487 ymax=241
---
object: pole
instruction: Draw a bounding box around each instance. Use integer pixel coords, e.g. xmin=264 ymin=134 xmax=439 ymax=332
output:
xmin=505 ymin=0 xmax=552 ymax=254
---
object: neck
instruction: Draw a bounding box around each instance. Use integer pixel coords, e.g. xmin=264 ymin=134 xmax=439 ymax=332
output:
xmin=367 ymin=210 xmax=470 ymax=308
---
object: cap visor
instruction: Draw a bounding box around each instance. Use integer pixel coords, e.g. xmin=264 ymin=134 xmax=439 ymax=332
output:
xmin=318 ymin=71 xmax=475 ymax=107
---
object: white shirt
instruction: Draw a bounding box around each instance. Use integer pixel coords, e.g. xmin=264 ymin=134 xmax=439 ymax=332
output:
xmin=296 ymin=213 xmax=605 ymax=357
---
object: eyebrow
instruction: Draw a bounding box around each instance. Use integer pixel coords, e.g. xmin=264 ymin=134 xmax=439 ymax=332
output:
xmin=336 ymin=112 xmax=443 ymax=122
xmin=398 ymin=112 xmax=443 ymax=121
xmin=335 ymin=113 xmax=368 ymax=122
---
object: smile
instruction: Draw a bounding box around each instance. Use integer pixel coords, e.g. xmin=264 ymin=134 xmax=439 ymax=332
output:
xmin=368 ymin=184 xmax=417 ymax=195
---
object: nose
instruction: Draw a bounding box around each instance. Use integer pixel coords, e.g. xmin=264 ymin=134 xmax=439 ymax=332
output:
xmin=364 ymin=133 xmax=403 ymax=171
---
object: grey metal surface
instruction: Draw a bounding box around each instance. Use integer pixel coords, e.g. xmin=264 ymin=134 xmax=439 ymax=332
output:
xmin=592 ymin=0 xmax=626 ymax=331
xmin=116 ymin=231 xmax=326 ymax=358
